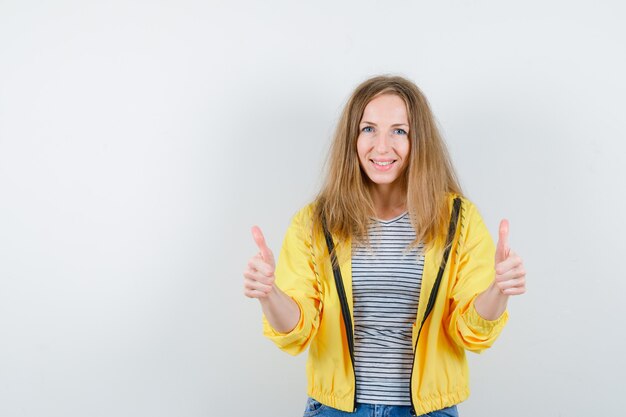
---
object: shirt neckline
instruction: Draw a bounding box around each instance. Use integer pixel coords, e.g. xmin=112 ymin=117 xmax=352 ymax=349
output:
xmin=373 ymin=211 xmax=409 ymax=225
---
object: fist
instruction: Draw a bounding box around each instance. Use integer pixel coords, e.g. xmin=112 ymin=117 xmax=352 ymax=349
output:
xmin=493 ymin=219 xmax=526 ymax=296
xmin=243 ymin=226 xmax=276 ymax=299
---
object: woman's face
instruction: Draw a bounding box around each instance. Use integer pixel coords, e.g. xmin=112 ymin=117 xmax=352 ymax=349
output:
xmin=356 ymin=94 xmax=410 ymax=190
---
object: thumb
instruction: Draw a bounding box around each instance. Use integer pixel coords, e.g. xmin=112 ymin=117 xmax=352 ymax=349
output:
xmin=251 ymin=225 xmax=274 ymax=265
xmin=495 ymin=219 xmax=510 ymax=264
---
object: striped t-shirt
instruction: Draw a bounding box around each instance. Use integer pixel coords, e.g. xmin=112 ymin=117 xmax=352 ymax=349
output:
xmin=351 ymin=212 xmax=424 ymax=406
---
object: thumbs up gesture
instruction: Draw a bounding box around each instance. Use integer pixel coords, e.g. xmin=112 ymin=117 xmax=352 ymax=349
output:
xmin=493 ymin=219 xmax=526 ymax=296
xmin=243 ymin=226 xmax=277 ymax=299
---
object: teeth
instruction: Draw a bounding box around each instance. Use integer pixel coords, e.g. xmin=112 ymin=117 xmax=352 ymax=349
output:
xmin=373 ymin=160 xmax=393 ymax=166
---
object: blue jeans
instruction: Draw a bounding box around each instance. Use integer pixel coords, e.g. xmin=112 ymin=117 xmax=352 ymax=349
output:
xmin=302 ymin=397 xmax=459 ymax=417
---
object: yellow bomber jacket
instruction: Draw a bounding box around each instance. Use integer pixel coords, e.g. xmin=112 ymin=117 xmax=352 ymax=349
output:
xmin=263 ymin=195 xmax=508 ymax=415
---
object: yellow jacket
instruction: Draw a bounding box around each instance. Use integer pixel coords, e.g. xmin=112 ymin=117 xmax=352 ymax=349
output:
xmin=263 ymin=195 xmax=508 ymax=415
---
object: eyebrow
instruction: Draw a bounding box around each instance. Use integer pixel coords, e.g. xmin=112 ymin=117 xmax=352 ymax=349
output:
xmin=360 ymin=121 xmax=409 ymax=128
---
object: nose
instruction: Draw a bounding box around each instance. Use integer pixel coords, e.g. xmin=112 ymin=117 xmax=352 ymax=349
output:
xmin=374 ymin=133 xmax=392 ymax=153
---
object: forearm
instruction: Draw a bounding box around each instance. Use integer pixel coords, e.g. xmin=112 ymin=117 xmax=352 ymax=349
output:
xmin=474 ymin=282 xmax=509 ymax=321
xmin=259 ymin=285 xmax=301 ymax=333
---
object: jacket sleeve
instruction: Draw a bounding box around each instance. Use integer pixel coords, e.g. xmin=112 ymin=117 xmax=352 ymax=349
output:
xmin=446 ymin=200 xmax=508 ymax=353
xmin=262 ymin=206 xmax=322 ymax=355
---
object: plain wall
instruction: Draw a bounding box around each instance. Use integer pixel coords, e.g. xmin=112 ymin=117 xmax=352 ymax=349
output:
xmin=1 ymin=1 xmax=625 ymax=416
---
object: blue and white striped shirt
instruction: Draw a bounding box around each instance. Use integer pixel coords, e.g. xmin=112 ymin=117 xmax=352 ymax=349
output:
xmin=352 ymin=212 xmax=424 ymax=406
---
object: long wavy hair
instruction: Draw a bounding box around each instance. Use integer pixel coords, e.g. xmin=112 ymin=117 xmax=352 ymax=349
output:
xmin=313 ymin=75 xmax=463 ymax=250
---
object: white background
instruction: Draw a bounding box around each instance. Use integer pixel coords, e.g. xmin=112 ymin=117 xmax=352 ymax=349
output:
xmin=1 ymin=1 xmax=625 ymax=416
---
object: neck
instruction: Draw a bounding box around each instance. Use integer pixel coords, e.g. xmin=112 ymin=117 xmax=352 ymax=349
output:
xmin=369 ymin=182 xmax=407 ymax=220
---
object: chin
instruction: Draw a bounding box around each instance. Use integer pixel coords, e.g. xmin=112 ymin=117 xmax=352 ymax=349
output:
xmin=368 ymin=177 xmax=401 ymax=186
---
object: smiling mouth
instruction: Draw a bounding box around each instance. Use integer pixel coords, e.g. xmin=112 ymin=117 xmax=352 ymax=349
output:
xmin=371 ymin=160 xmax=396 ymax=166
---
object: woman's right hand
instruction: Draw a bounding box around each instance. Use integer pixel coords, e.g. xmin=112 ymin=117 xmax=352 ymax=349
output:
xmin=243 ymin=226 xmax=276 ymax=299
xmin=244 ymin=225 xmax=301 ymax=333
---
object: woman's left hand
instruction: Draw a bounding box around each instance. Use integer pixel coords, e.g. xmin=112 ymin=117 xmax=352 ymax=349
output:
xmin=493 ymin=219 xmax=526 ymax=296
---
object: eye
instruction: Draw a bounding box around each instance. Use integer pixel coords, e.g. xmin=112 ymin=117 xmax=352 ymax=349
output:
xmin=361 ymin=126 xmax=374 ymax=133
xmin=393 ymin=128 xmax=408 ymax=135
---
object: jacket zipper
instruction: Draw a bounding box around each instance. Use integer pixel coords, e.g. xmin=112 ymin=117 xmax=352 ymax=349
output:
xmin=409 ymin=198 xmax=462 ymax=416
xmin=334 ymin=269 xmax=357 ymax=412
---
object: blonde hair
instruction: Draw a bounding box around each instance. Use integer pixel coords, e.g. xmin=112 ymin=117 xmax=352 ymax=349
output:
xmin=313 ymin=75 xmax=462 ymax=249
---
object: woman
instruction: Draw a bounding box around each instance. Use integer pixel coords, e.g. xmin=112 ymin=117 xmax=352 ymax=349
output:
xmin=243 ymin=75 xmax=526 ymax=417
